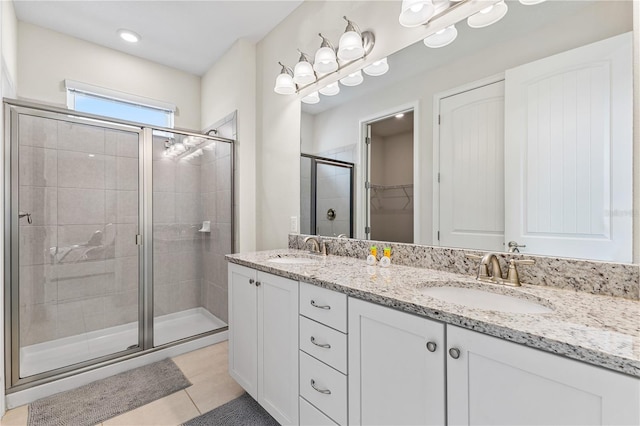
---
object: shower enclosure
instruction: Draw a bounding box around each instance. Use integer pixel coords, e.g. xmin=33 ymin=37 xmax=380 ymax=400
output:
xmin=3 ymin=100 xmax=233 ymax=391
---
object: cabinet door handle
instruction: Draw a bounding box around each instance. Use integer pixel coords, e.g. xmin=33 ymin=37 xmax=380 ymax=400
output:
xmin=310 ymin=300 xmax=331 ymax=310
xmin=249 ymin=279 xmax=255 ymax=285
xmin=310 ymin=336 xmax=331 ymax=349
xmin=310 ymin=379 xmax=331 ymax=395
xmin=255 ymin=281 xmax=261 ymax=287
xmin=426 ymin=341 xmax=437 ymax=352
xmin=449 ymin=347 xmax=461 ymax=359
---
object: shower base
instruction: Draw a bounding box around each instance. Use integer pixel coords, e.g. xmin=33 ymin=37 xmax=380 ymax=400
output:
xmin=20 ymin=307 xmax=226 ymax=378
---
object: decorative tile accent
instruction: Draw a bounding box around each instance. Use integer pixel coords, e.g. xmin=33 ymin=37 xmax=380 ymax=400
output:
xmin=290 ymin=234 xmax=640 ymax=300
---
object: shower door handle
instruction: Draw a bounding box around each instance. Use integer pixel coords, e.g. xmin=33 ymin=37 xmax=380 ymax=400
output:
xmin=18 ymin=212 xmax=32 ymax=224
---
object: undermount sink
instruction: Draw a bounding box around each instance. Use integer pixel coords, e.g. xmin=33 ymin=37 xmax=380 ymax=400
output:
xmin=421 ymin=286 xmax=553 ymax=314
xmin=267 ymin=255 xmax=321 ymax=265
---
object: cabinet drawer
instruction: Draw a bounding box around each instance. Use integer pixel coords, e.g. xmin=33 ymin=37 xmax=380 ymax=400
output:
xmin=300 ymin=352 xmax=347 ymax=426
xmin=300 ymin=397 xmax=338 ymax=426
xmin=300 ymin=316 xmax=347 ymax=374
xmin=300 ymin=282 xmax=347 ymax=332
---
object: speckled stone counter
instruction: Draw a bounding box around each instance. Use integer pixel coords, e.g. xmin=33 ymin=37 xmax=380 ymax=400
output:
xmin=226 ymin=249 xmax=640 ymax=378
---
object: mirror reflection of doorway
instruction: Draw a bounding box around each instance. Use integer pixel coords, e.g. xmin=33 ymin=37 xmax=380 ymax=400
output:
xmin=366 ymin=111 xmax=414 ymax=243
xmin=300 ymin=154 xmax=354 ymax=237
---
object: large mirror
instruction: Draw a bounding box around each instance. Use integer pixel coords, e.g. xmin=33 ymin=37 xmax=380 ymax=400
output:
xmin=300 ymin=0 xmax=633 ymax=263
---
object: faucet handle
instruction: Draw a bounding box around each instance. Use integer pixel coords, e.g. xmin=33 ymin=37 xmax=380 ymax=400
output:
xmin=506 ymin=258 xmax=536 ymax=286
xmin=464 ymin=253 xmax=489 ymax=280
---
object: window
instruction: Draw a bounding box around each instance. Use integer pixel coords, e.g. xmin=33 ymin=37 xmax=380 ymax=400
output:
xmin=65 ymin=80 xmax=175 ymax=128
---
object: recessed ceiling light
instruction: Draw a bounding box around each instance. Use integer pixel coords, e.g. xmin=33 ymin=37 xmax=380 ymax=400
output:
xmin=117 ymin=29 xmax=140 ymax=43
xmin=395 ymin=113 xmax=405 ymax=118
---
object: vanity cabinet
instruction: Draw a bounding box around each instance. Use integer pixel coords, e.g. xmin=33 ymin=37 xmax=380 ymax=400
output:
xmin=348 ymin=298 xmax=446 ymax=425
xmin=228 ymin=263 xmax=299 ymax=425
xmin=446 ymin=325 xmax=640 ymax=426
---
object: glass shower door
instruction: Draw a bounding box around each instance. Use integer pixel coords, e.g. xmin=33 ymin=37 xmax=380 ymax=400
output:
xmin=11 ymin=109 xmax=143 ymax=381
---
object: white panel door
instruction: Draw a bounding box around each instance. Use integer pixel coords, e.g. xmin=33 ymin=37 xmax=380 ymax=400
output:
xmin=228 ymin=264 xmax=258 ymax=399
xmin=439 ymin=81 xmax=505 ymax=251
xmin=504 ymin=32 xmax=632 ymax=262
xmin=447 ymin=325 xmax=640 ymax=426
xmin=257 ymin=271 xmax=299 ymax=425
xmin=348 ymin=298 xmax=445 ymax=426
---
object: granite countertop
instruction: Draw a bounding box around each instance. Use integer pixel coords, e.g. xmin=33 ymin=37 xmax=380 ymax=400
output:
xmin=227 ymin=249 xmax=640 ymax=378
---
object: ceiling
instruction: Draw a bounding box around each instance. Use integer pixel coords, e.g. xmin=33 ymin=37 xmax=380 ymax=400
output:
xmin=13 ymin=0 xmax=304 ymax=76
xmin=372 ymin=111 xmax=413 ymax=138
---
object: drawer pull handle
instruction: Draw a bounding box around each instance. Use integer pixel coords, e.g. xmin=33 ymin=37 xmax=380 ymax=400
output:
xmin=310 ymin=336 xmax=331 ymax=349
xmin=249 ymin=279 xmax=255 ymax=285
xmin=449 ymin=347 xmax=461 ymax=359
xmin=310 ymin=379 xmax=331 ymax=395
xmin=310 ymin=300 xmax=331 ymax=310
xmin=426 ymin=341 xmax=437 ymax=352
xmin=255 ymin=281 xmax=261 ymax=287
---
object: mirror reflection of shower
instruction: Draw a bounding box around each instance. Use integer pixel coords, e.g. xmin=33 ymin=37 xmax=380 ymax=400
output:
xmin=300 ymin=154 xmax=354 ymax=237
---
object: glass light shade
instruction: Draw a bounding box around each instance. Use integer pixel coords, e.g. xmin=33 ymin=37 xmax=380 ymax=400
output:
xmin=423 ymin=25 xmax=458 ymax=48
xmin=274 ymin=73 xmax=296 ymax=95
xmin=338 ymin=31 xmax=365 ymax=61
xmin=467 ymin=1 xmax=508 ymax=28
xmin=340 ymin=70 xmax=364 ymax=87
xmin=293 ymin=61 xmax=315 ymax=85
xmin=363 ymin=58 xmax=389 ymax=77
xmin=519 ymin=0 xmax=545 ymax=4
xmin=313 ymin=47 xmax=338 ymax=73
xmin=319 ymin=82 xmax=340 ymax=96
xmin=399 ymin=0 xmax=435 ymax=27
xmin=301 ymin=91 xmax=320 ymax=104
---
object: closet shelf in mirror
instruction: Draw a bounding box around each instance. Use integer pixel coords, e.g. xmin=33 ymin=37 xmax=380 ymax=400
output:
xmin=370 ymin=183 xmax=413 ymax=211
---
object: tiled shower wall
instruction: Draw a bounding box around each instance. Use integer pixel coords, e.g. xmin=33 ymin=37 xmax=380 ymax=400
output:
xmin=152 ymin=136 xmax=231 ymax=323
xmin=19 ymin=115 xmax=140 ymax=346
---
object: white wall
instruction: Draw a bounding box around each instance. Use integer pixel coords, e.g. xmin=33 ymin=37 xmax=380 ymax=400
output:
xmin=304 ymin=0 xmax=631 ymax=245
xmin=201 ymin=39 xmax=257 ymax=252
xmin=17 ymin=22 xmax=201 ymax=130
xmin=2 ymin=0 xmax=17 ymax=93
xmin=634 ymin=0 xmax=640 ymax=263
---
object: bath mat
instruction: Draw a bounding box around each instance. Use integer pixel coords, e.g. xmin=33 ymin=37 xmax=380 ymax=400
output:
xmin=28 ymin=358 xmax=191 ymax=426
xmin=182 ymin=393 xmax=279 ymax=426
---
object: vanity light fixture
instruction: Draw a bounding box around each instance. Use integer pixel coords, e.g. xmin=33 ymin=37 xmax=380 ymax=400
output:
xmin=274 ymin=62 xmax=296 ymax=95
xmin=274 ymin=17 xmax=378 ymax=100
xmin=363 ymin=57 xmax=389 ymax=76
xmin=319 ymin=82 xmax=340 ymax=96
xmin=340 ymin=70 xmax=364 ymax=87
xmin=117 ymin=29 xmax=140 ymax=43
xmin=314 ymin=34 xmax=339 ymax=74
xmin=338 ymin=16 xmax=366 ymax=61
xmin=399 ymin=0 xmax=436 ymax=27
xmin=293 ymin=50 xmax=316 ymax=85
xmin=301 ymin=91 xmax=320 ymax=104
xmin=423 ymin=25 xmax=458 ymax=48
xmin=467 ymin=1 xmax=508 ymax=28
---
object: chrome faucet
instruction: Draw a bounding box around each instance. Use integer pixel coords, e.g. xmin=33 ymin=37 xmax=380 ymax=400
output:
xmin=303 ymin=236 xmax=327 ymax=256
xmin=465 ymin=252 xmax=536 ymax=287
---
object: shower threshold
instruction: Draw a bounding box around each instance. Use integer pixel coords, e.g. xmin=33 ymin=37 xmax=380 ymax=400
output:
xmin=19 ymin=307 xmax=226 ymax=378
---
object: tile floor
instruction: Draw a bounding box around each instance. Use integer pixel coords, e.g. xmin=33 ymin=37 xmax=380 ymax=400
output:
xmin=1 ymin=341 xmax=244 ymax=426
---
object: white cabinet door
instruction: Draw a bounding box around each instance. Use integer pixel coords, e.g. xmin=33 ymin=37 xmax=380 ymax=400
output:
xmin=228 ymin=263 xmax=258 ymax=399
xmin=257 ymin=271 xmax=299 ymax=425
xmin=447 ymin=325 xmax=640 ymax=426
xmin=504 ymin=32 xmax=632 ymax=262
xmin=348 ymin=298 xmax=446 ymax=425
xmin=439 ymin=80 xmax=505 ymax=252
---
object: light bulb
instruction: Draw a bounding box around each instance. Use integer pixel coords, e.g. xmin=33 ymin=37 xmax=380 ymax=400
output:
xmin=363 ymin=57 xmax=389 ymax=76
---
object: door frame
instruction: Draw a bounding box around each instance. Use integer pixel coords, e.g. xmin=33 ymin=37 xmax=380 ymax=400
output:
xmin=357 ymin=101 xmax=419 ymax=241
xmin=432 ymin=73 xmax=505 ymax=246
